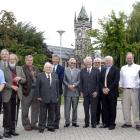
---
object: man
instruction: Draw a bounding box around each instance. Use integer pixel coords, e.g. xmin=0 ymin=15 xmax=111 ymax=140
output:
xmin=0 ymin=69 xmax=5 ymax=139
xmin=63 ymin=58 xmax=80 ymax=127
xmin=94 ymin=57 xmax=104 ymax=125
xmin=100 ymin=56 xmax=120 ymax=130
xmin=36 ymin=62 xmax=59 ymax=133
xmin=0 ymin=49 xmax=9 ymax=114
xmin=22 ymin=55 xmax=39 ymax=131
xmin=52 ymin=54 xmax=64 ymax=129
xmin=80 ymin=56 xmax=100 ymax=128
xmin=2 ymin=53 xmax=26 ymax=138
xmin=120 ymin=52 xmax=140 ymax=130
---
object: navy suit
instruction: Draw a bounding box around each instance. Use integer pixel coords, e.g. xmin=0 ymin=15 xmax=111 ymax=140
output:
xmin=100 ymin=65 xmax=120 ymax=127
xmin=54 ymin=64 xmax=64 ymax=128
xmin=80 ymin=67 xmax=100 ymax=126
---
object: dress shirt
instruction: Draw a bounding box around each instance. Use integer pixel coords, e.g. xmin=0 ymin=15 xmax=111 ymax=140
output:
xmin=45 ymin=73 xmax=52 ymax=85
xmin=87 ymin=67 xmax=92 ymax=73
xmin=0 ymin=69 xmax=6 ymax=84
xmin=119 ymin=63 xmax=140 ymax=88
xmin=53 ymin=64 xmax=58 ymax=72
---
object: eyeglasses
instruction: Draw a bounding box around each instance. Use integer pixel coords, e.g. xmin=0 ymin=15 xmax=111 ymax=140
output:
xmin=71 ymin=62 xmax=76 ymax=64
xmin=95 ymin=62 xmax=100 ymax=63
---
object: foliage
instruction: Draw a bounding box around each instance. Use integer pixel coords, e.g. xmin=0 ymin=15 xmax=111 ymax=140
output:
xmin=0 ymin=10 xmax=52 ymax=70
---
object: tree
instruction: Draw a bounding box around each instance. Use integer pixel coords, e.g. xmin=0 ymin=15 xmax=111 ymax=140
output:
xmin=89 ymin=11 xmax=128 ymax=68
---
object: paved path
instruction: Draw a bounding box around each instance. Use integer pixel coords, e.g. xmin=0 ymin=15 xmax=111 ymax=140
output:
xmin=0 ymin=101 xmax=140 ymax=140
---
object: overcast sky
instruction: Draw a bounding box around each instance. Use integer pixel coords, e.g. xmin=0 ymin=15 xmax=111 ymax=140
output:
xmin=0 ymin=0 xmax=138 ymax=48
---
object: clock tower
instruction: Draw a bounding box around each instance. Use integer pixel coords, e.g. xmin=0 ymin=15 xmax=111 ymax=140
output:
xmin=74 ymin=6 xmax=92 ymax=66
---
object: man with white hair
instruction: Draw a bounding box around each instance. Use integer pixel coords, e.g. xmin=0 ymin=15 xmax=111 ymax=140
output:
xmin=36 ymin=62 xmax=59 ymax=133
xmin=63 ymin=58 xmax=80 ymax=127
xmin=100 ymin=56 xmax=120 ymax=130
xmin=94 ymin=57 xmax=104 ymax=125
xmin=120 ymin=52 xmax=140 ymax=130
xmin=80 ymin=56 xmax=100 ymax=128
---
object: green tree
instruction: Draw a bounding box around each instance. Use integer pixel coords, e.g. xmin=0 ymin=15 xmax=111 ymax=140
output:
xmin=89 ymin=11 xmax=128 ymax=68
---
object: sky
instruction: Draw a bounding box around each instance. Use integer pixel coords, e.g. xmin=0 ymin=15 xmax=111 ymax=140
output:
xmin=0 ymin=0 xmax=138 ymax=48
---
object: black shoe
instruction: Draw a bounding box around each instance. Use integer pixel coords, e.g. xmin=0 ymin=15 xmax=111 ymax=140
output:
xmin=31 ymin=125 xmax=38 ymax=130
xmin=96 ymin=122 xmax=99 ymax=125
xmin=92 ymin=124 xmax=96 ymax=128
xmin=3 ymin=133 xmax=12 ymax=138
xmin=121 ymin=124 xmax=132 ymax=128
xmin=48 ymin=128 xmax=55 ymax=132
xmin=72 ymin=123 xmax=79 ymax=127
xmin=108 ymin=125 xmax=115 ymax=130
xmin=83 ymin=124 xmax=89 ymax=128
xmin=10 ymin=132 xmax=19 ymax=136
xmin=64 ymin=124 xmax=70 ymax=127
xmin=99 ymin=124 xmax=109 ymax=128
xmin=39 ymin=129 xmax=44 ymax=133
xmin=0 ymin=135 xmax=3 ymax=139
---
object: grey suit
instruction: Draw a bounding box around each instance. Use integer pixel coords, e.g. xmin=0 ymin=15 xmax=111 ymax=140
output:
xmin=36 ymin=72 xmax=59 ymax=130
xmin=2 ymin=65 xmax=26 ymax=133
xmin=63 ymin=68 xmax=80 ymax=125
xmin=2 ymin=66 xmax=26 ymax=102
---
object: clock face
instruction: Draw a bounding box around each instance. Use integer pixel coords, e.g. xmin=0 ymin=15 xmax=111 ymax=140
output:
xmin=77 ymin=30 xmax=82 ymax=38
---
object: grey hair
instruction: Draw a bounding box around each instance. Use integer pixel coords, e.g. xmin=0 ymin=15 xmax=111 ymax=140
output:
xmin=83 ymin=56 xmax=92 ymax=64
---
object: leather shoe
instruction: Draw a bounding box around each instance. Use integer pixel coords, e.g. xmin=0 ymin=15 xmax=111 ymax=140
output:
xmin=108 ymin=125 xmax=115 ymax=130
xmin=31 ymin=125 xmax=38 ymax=130
xmin=10 ymin=132 xmax=19 ymax=136
xmin=39 ymin=129 xmax=44 ymax=133
xmin=121 ymin=124 xmax=132 ymax=128
xmin=72 ymin=123 xmax=79 ymax=127
xmin=83 ymin=125 xmax=89 ymax=128
xmin=48 ymin=128 xmax=55 ymax=132
xmin=0 ymin=135 xmax=3 ymax=139
xmin=92 ymin=124 xmax=96 ymax=128
xmin=3 ymin=133 xmax=12 ymax=138
xmin=64 ymin=124 xmax=70 ymax=127
xmin=24 ymin=128 xmax=32 ymax=131
xmin=54 ymin=125 xmax=59 ymax=129
xmin=99 ymin=124 xmax=108 ymax=128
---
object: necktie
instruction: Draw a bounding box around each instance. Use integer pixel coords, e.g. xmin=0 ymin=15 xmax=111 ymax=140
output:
xmin=48 ymin=74 xmax=51 ymax=86
xmin=4 ymin=61 xmax=7 ymax=68
xmin=87 ymin=68 xmax=90 ymax=74
xmin=104 ymin=68 xmax=109 ymax=87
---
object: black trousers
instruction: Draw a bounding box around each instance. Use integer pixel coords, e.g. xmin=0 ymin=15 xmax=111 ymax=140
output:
xmin=39 ymin=102 xmax=55 ymax=130
xmin=83 ymin=95 xmax=98 ymax=126
xmin=96 ymin=94 xmax=104 ymax=124
xmin=0 ymin=93 xmax=2 ymax=114
xmin=3 ymin=92 xmax=17 ymax=132
xmin=102 ymin=94 xmax=117 ymax=126
xmin=54 ymin=95 xmax=61 ymax=127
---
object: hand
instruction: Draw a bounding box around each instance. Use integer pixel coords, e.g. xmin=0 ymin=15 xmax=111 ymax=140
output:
xmin=92 ymin=92 xmax=97 ymax=98
xmin=37 ymin=98 xmax=42 ymax=101
xmin=68 ymin=85 xmax=76 ymax=92
xmin=102 ymin=88 xmax=109 ymax=95
xmin=11 ymin=85 xmax=19 ymax=91
xmin=80 ymin=92 xmax=83 ymax=97
xmin=13 ymin=76 xmax=22 ymax=83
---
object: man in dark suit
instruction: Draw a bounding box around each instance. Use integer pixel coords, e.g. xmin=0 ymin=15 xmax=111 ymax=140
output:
xmin=36 ymin=62 xmax=59 ymax=133
xmin=94 ymin=57 xmax=105 ymax=125
xmin=80 ymin=56 xmax=100 ymax=128
xmin=52 ymin=54 xmax=64 ymax=129
xmin=100 ymin=56 xmax=120 ymax=130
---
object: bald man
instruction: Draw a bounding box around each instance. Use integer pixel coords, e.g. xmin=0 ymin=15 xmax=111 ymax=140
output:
xmin=36 ymin=62 xmax=59 ymax=133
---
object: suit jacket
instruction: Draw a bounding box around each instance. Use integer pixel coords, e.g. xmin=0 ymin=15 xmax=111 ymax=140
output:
xmin=80 ymin=67 xmax=100 ymax=97
xmin=55 ymin=64 xmax=64 ymax=95
xmin=63 ymin=67 xmax=80 ymax=97
xmin=2 ymin=66 xmax=26 ymax=102
xmin=35 ymin=72 xmax=59 ymax=103
xmin=100 ymin=65 xmax=120 ymax=97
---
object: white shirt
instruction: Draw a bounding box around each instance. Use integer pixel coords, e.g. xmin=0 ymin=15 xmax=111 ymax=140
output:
xmin=45 ymin=73 xmax=52 ymax=85
xmin=87 ymin=67 xmax=92 ymax=73
xmin=119 ymin=64 xmax=140 ymax=88
xmin=53 ymin=64 xmax=58 ymax=72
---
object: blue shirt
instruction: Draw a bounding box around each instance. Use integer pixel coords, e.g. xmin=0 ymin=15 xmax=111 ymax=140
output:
xmin=0 ymin=69 xmax=6 ymax=84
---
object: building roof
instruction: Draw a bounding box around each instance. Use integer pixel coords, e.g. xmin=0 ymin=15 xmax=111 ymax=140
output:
xmin=77 ymin=6 xmax=89 ymax=21
xmin=47 ymin=45 xmax=75 ymax=59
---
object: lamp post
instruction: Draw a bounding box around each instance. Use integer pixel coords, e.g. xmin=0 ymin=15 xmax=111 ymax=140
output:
xmin=56 ymin=30 xmax=65 ymax=64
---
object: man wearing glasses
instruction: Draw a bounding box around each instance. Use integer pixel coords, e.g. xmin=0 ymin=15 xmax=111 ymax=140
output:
xmin=63 ymin=58 xmax=80 ymax=127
